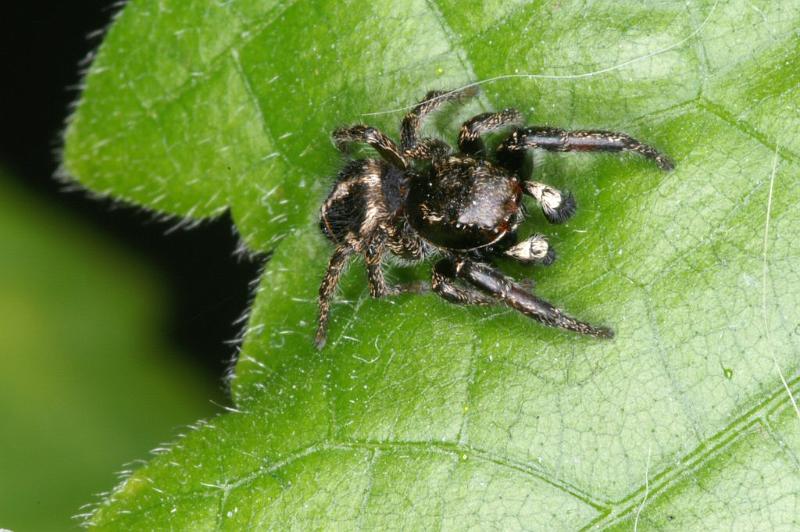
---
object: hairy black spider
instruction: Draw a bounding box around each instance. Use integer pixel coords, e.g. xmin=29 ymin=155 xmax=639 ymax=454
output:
xmin=315 ymin=88 xmax=673 ymax=349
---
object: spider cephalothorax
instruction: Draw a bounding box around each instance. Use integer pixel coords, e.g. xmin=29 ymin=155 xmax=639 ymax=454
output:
xmin=315 ymin=87 xmax=673 ymax=348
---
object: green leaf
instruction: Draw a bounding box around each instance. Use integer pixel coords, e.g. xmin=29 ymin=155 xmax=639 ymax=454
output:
xmin=0 ymin=169 xmax=215 ymax=531
xmin=63 ymin=0 xmax=800 ymax=528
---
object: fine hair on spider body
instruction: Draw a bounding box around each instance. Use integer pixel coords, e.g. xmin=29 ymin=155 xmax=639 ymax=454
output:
xmin=314 ymin=88 xmax=673 ymax=349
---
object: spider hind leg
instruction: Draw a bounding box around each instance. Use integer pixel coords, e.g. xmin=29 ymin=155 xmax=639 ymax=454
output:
xmin=315 ymin=245 xmax=354 ymax=349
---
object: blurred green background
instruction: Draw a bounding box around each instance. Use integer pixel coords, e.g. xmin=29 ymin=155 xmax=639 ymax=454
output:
xmin=0 ymin=4 xmax=259 ymax=530
xmin=0 ymin=169 xmax=216 ymax=530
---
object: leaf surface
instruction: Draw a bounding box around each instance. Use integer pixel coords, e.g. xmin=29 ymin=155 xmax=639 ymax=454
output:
xmin=63 ymin=0 xmax=800 ymax=528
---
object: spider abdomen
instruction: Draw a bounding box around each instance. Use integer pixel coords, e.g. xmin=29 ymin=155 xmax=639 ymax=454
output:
xmin=406 ymin=157 xmax=522 ymax=250
xmin=320 ymin=159 xmax=408 ymax=248
xmin=319 ymin=160 xmax=371 ymax=245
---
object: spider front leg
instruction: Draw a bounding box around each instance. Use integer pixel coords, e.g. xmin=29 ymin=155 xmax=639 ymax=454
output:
xmin=432 ymin=259 xmax=496 ymax=306
xmin=458 ymin=108 xmax=523 ymax=155
xmin=333 ymin=125 xmax=407 ymax=169
xmin=497 ymin=126 xmax=674 ymax=171
xmin=401 ymin=87 xmax=478 ymax=150
xmin=450 ymin=257 xmax=614 ymax=338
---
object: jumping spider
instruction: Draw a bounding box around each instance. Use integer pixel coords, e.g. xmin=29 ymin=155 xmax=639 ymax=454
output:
xmin=316 ymin=87 xmax=673 ymax=348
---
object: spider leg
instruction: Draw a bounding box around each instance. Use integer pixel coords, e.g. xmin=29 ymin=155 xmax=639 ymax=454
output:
xmin=452 ymin=257 xmax=614 ymax=338
xmin=316 ymin=245 xmax=354 ymax=349
xmin=367 ymin=231 xmax=432 ymax=297
xmin=364 ymin=236 xmax=390 ymax=297
xmin=401 ymin=87 xmax=478 ymax=150
xmin=522 ymin=181 xmax=577 ymax=224
xmin=403 ymin=138 xmax=451 ymax=162
xmin=385 ymin=222 xmax=427 ymax=261
xmin=333 ymin=125 xmax=407 ymax=169
xmin=458 ymin=108 xmax=523 ymax=155
xmin=432 ymin=259 xmax=497 ymax=306
xmin=504 ymin=234 xmax=556 ymax=265
xmin=497 ymin=126 xmax=674 ymax=171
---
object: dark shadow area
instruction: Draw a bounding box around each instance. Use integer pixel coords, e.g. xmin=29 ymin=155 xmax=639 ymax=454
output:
xmin=0 ymin=3 xmax=262 ymax=387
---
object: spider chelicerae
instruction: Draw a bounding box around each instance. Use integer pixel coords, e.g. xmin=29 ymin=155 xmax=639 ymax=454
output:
xmin=315 ymin=87 xmax=673 ymax=348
